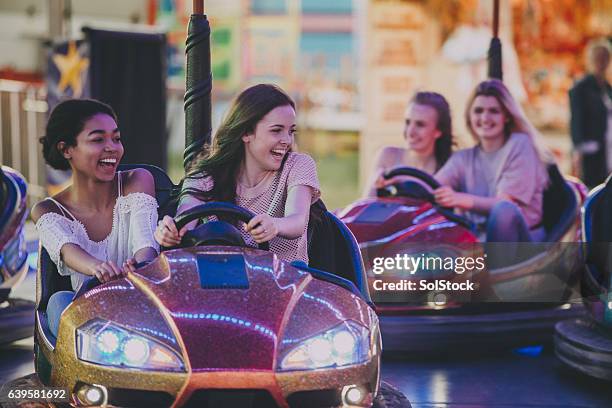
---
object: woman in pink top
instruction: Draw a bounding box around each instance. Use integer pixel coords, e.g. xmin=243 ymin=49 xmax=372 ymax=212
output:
xmin=434 ymin=79 xmax=553 ymax=243
xmin=155 ymin=84 xmax=320 ymax=263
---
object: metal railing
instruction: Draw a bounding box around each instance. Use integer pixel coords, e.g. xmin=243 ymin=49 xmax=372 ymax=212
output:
xmin=0 ymin=79 xmax=48 ymax=204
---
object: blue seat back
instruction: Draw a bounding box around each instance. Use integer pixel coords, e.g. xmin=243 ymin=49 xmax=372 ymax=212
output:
xmin=581 ymin=177 xmax=612 ymax=297
xmin=308 ymin=200 xmax=371 ymax=302
xmin=118 ymin=164 xmax=178 ymax=218
xmin=542 ymin=165 xmax=579 ymax=241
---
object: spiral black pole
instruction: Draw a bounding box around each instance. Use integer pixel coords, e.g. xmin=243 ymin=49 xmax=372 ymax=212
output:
xmin=487 ymin=0 xmax=503 ymax=81
xmin=183 ymin=4 xmax=212 ymax=171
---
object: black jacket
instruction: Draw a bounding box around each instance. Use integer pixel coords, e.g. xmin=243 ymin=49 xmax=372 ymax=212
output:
xmin=569 ymin=74 xmax=612 ymax=187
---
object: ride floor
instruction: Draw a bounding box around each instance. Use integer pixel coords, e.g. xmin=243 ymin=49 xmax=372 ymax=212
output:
xmin=2 ymin=266 xmax=611 ymax=407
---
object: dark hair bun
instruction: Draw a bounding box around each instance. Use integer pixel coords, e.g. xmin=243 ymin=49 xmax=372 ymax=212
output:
xmin=40 ymin=133 xmax=71 ymax=170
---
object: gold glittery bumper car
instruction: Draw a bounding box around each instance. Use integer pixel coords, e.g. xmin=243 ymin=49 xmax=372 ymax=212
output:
xmin=33 ymin=3 xmax=383 ymax=405
xmin=0 ymin=165 xmax=34 ymax=345
xmin=34 ymin=193 xmax=381 ymax=407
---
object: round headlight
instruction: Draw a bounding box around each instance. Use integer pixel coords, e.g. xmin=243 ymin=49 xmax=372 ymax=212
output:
xmin=122 ymin=337 xmax=150 ymax=365
xmin=96 ymin=329 xmax=120 ymax=354
xmin=307 ymin=338 xmax=333 ymax=364
xmin=332 ymin=331 xmax=356 ymax=356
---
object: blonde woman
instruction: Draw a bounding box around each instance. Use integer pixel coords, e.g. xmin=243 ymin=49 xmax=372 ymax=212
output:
xmin=435 ymin=79 xmax=552 ymax=242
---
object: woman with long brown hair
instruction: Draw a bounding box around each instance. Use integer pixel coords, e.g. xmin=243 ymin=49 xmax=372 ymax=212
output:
xmin=155 ymin=83 xmax=320 ymax=264
xmin=365 ymin=91 xmax=454 ymax=197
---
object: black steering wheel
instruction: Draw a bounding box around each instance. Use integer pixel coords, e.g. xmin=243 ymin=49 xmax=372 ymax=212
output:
xmin=379 ymin=166 xmax=475 ymax=231
xmin=384 ymin=166 xmax=441 ymax=189
xmin=377 ymin=166 xmax=439 ymax=201
xmin=173 ymin=201 xmax=270 ymax=251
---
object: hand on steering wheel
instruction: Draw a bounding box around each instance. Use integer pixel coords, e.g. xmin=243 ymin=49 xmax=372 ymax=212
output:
xmin=380 ymin=167 xmax=475 ymax=231
xmin=154 ymin=215 xmax=189 ymax=247
xmin=246 ymin=213 xmax=279 ymax=244
xmin=433 ymin=186 xmax=474 ymax=210
xmin=87 ymin=260 xmax=126 ymax=283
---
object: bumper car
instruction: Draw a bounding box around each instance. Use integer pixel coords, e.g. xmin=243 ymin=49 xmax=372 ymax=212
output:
xmin=555 ymin=175 xmax=612 ymax=381
xmin=338 ymin=166 xmax=588 ymax=352
xmin=0 ymin=165 xmax=35 ymax=345
xmin=34 ymin=164 xmax=381 ymax=407
xmin=29 ymin=3 xmax=402 ymax=406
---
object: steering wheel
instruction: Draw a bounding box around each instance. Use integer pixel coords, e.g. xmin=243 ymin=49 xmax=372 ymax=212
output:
xmin=173 ymin=201 xmax=270 ymax=251
xmin=379 ymin=166 xmax=475 ymax=231
xmin=376 ymin=166 xmax=438 ymax=201
xmin=384 ymin=166 xmax=441 ymax=189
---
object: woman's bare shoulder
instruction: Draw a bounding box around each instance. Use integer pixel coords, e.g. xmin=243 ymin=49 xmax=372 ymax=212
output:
xmin=122 ymin=168 xmax=155 ymax=196
xmin=377 ymin=146 xmax=404 ymax=166
xmin=31 ymin=196 xmax=64 ymax=222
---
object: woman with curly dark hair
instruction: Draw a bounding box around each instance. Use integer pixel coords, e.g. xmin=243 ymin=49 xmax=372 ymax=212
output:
xmin=32 ymin=99 xmax=159 ymax=336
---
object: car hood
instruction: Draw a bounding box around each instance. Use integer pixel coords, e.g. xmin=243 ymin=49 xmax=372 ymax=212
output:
xmin=339 ymin=197 xmax=476 ymax=246
xmin=129 ymin=247 xmax=368 ymax=372
xmin=339 ymin=198 xmax=445 ymax=242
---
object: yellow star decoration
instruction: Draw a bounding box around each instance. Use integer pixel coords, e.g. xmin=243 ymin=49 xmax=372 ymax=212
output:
xmin=52 ymin=41 xmax=89 ymax=97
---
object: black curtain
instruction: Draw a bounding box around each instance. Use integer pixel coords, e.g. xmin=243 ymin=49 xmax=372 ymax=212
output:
xmin=84 ymin=27 xmax=167 ymax=169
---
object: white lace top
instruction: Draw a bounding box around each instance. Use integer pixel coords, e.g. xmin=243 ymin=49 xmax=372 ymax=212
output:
xmin=35 ymin=171 xmax=159 ymax=291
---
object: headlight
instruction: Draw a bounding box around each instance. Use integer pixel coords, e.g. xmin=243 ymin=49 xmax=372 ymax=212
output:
xmin=279 ymin=321 xmax=370 ymax=371
xmin=76 ymin=319 xmax=185 ymax=372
